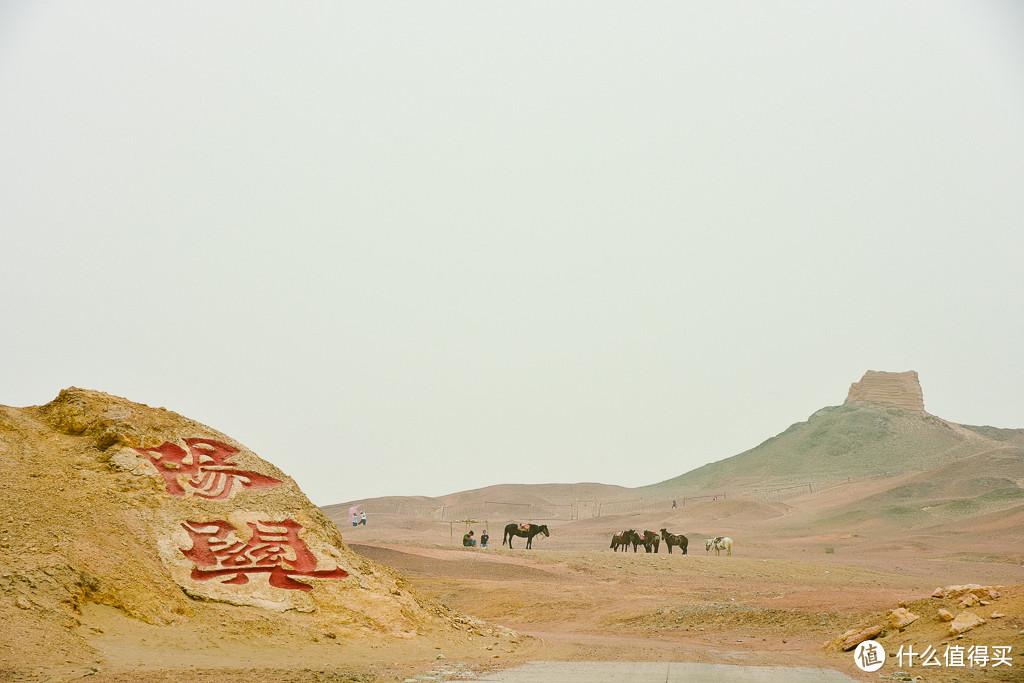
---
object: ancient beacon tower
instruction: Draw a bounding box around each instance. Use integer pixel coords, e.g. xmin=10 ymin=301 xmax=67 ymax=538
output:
xmin=844 ymin=370 xmax=926 ymax=413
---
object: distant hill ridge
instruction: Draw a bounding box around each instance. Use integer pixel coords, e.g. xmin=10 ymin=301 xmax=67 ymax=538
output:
xmin=642 ymin=402 xmax=1022 ymax=496
xmin=327 ymin=371 xmax=1024 ymax=546
xmin=642 ymin=369 xmax=1023 ymax=498
xmin=331 ymin=372 xmax=1023 ymax=532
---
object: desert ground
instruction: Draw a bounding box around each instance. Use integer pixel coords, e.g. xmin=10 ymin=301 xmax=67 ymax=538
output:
xmin=326 ymin=486 xmax=1024 ymax=683
xmin=7 ymin=490 xmax=1021 ymax=682
xmin=4 ymin=389 xmax=1023 ymax=682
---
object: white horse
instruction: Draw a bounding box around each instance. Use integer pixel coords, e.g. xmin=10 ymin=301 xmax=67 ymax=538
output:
xmin=705 ymin=536 xmax=733 ymax=556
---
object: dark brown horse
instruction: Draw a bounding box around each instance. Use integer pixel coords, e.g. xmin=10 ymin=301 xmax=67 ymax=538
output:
xmin=637 ymin=530 xmax=660 ymax=553
xmin=610 ymin=529 xmax=636 ymax=552
xmin=503 ymin=523 xmax=550 ymax=549
xmin=660 ymin=528 xmax=688 ymax=554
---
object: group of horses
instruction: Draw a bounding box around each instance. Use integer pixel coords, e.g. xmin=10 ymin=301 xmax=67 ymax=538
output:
xmin=610 ymin=529 xmax=733 ymax=555
xmin=496 ymin=522 xmax=732 ymax=556
xmin=610 ymin=528 xmax=690 ymax=554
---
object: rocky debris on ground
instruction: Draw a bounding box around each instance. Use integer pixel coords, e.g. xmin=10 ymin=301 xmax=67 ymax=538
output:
xmin=824 ymin=582 xmax=1011 ymax=651
xmin=941 ymin=583 xmax=1001 ymax=601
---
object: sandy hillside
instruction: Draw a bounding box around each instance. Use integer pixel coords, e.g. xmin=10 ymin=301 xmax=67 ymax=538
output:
xmin=1 ymin=389 xmax=522 ymax=682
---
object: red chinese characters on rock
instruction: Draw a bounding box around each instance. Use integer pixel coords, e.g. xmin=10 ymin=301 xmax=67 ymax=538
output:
xmin=180 ymin=519 xmax=348 ymax=591
xmin=134 ymin=438 xmax=282 ymax=500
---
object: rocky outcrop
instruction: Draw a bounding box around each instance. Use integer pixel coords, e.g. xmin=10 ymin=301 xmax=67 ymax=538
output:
xmin=825 ymin=583 xmax=1012 ymax=652
xmin=844 ymin=370 xmax=925 ymax=413
xmin=2 ymin=388 xmax=461 ymax=637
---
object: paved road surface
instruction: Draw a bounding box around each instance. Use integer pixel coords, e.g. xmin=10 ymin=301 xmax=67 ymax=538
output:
xmin=458 ymin=660 xmax=858 ymax=682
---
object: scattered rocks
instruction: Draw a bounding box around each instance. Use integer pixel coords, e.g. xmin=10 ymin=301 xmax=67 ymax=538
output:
xmin=943 ymin=584 xmax=1002 ymax=601
xmin=829 ymin=582 xmax=1012 ymax=653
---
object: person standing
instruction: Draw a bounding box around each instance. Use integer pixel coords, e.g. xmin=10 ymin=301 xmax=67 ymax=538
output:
xmin=359 ymin=510 xmax=367 ymax=526
xmin=480 ymin=530 xmax=489 ymax=548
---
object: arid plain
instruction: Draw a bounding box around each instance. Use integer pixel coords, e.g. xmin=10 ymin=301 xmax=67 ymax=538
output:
xmin=3 ymin=375 xmax=1023 ymax=682
xmin=329 ymin=478 xmax=1024 ymax=683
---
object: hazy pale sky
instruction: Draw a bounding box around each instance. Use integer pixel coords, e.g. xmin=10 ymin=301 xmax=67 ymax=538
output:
xmin=2 ymin=2 xmax=1022 ymax=505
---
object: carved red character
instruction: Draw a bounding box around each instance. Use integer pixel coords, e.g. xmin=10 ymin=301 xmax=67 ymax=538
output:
xmin=180 ymin=519 xmax=348 ymax=591
xmin=134 ymin=438 xmax=282 ymax=499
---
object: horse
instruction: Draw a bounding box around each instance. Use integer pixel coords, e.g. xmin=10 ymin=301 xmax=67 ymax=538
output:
xmin=610 ymin=529 xmax=635 ymax=552
xmin=705 ymin=536 xmax=733 ymax=556
xmin=660 ymin=528 xmax=688 ymax=554
xmin=637 ymin=530 xmax=660 ymax=553
xmin=503 ymin=522 xmax=550 ymax=549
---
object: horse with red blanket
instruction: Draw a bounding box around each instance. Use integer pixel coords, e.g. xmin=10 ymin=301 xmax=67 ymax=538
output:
xmin=503 ymin=522 xmax=550 ymax=549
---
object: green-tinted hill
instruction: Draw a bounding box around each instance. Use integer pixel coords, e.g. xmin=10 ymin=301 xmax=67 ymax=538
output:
xmin=640 ymin=402 xmax=1024 ymax=498
xmin=326 ymin=373 xmax=1024 ymax=545
xmin=804 ymin=444 xmax=1024 ymax=533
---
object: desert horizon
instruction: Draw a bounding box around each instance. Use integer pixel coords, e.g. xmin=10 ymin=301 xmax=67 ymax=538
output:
xmin=4 ymin=4 xmax=1023 ymax=680
xmin=3 ymin=373 xmax=1022 ymax=681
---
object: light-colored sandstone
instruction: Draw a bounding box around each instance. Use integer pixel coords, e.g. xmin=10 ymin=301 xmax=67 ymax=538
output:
xmin=949 ymin=611 xmax=985 ymax=635
xmin=833 ymin=623 xmax=884 ymax=651
xmin=888 ymin=607 xmax=920 ymax=630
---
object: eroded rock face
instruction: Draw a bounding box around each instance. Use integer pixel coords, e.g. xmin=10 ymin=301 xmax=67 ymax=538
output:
xmin=844 ymin=371 xmax=925 ymax=413
xmin=3 ymin=387 xmax=452 ymax=637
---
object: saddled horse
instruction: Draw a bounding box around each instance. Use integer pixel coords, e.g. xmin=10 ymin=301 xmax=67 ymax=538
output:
xmin=705 ymin=536 xmax=733 ymax=556
xmin=637 ymin=530 xmax=660 ymax=553
xmin=610 ymin=529 xmax=636 ymax=552
xmin=660 ymin=528 xmax=688 ymax=554
xmin=503 ymin=522 xmax=550 ymax=549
